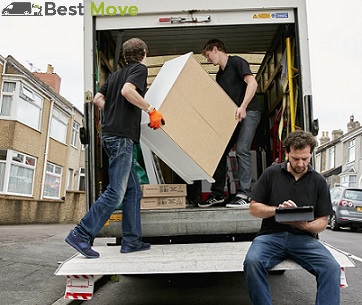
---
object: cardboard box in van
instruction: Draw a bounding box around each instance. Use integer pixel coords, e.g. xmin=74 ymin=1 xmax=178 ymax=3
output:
xmin=140 ymin=53 xmax=238 ymax=183
xmin=141 ymin=184 xmax=187 ymax=197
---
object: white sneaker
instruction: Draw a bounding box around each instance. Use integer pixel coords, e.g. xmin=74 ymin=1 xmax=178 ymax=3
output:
xmin=226 ymin=196 xmax=250 ymax=209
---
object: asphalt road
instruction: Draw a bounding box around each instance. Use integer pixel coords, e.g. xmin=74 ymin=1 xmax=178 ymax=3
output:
xmin=0 ymin=224 xmax=361 ymax=305
xmin=0 ymin=224 xmax=76 ymax=305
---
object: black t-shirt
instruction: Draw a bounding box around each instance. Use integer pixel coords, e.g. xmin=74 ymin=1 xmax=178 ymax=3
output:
xmin=216 ymin=56 xmax=261 ymax=111
xmin=98 ymin=61 xmax=147 ymax=143
xmin=251 ymin=162 xmax=333 ymax=236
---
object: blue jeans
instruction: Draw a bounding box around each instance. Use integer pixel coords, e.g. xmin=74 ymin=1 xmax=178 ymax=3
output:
xmin=244 ymin=232 xmax=341 ymax=305
xmin=75 ymin=136 xmax=143 ymax=246
xmin=211 ymin=110 xmax=261 ymax=197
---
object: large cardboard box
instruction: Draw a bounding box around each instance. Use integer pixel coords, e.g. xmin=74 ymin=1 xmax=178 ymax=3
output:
xmin=141 ymin=53 xmax=238 ymax=183
xmin=141 ymin=184 xmax=187 ymax=197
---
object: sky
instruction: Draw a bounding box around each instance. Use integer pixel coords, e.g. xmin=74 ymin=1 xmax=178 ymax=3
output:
xmin=0 ymin=0 xmax=361 ymax=140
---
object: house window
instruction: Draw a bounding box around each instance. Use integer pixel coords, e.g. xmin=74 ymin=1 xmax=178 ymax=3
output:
xmin=71 ymin=121 xmax=80 ymax=148
xmin=0 ymin=150 xmax=7 ymax=192
xmin=50 ymin=107 xmax=68 ymax=144
xmin=347 ymin=139 xmax=355 ymax=163
xmin=0 ymin=149 xmax=36 ymax=196
xmin=79 ymin=167 xmax=85 ymax=191
xmin=1 ymin=81 xmax=43 ymax=130
xmin=328 ymin=146 xmax=335 ymax=169
xmin=67 ymin=168 xmax=73 ymax=190
xmin=340 ymin=175 xmax=357 ymax=188
xmin=0 ymin=81 xmax=15 ymax=116
xmin=43 ymin=162 xmax=62 ymax=198
xmin=18 ymin=84 xmax=42 ymax=130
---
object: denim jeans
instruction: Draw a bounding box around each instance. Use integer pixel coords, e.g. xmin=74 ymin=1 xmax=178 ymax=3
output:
xmin=244 ymin=232 xmax=341 ymax=305
xmin=211 ymin=110 xmax=261 ymax=197
xmin=75 ymin=135 xmax=143 ymax=246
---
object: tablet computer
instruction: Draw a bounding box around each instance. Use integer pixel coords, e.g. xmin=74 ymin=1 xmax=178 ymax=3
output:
xmin=275 ymin=206 xmax=314 ymax=222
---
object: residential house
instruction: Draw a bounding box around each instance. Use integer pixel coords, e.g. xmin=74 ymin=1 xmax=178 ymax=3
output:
xmin=0 ymin=54 xmax=85 ymax=224
xmin=315 ymin=116 xmax=362 ymax=189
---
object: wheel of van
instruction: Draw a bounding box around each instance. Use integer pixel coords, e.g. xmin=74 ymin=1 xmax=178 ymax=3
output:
xmin=330 ymin=214 xmax=340 ymax=231
xmin=24 ymin=11 xmax=30 ymax=15
xmin=3 ymin=11 xmax=9 ymax=15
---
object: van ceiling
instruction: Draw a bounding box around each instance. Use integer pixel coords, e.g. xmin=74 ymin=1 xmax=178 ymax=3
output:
xmin=107 ymin=23 xmax=284 ymax=57
xmin=100 ymin=23 xmax=291 ymax=78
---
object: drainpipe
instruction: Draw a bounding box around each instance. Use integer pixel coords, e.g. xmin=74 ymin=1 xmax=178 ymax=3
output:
xmin=1 ymin=56 xmax=7 ymax=78
xmin=40 ymin=98 xmax=54 ymax=199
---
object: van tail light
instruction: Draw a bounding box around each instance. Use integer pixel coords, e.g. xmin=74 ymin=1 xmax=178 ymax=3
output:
xmin=339 ymin=200 xmax=353 ymax=207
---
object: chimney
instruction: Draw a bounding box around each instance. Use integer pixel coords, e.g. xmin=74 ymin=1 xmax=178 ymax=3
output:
xmin=332 ymin=129 xmax=343 ymax=140
xmin=33 ymin=64 xmax=61 ymax=94
xmin=47 ymin=64 xmax=54 ymax=74
xmin=319 ymin=131 xmax=330 ymax=145
xmin=347 ymin=115 xmax=355 ymax=132
xmin=347 ymin=115 xmax=360 ymax=131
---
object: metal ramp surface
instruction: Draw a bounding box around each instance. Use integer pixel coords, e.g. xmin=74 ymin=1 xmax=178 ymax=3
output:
xmin=55 ymin=240 xmax=355 ymax=276
xmin=55 ymin=240 xmax=355 ymax=300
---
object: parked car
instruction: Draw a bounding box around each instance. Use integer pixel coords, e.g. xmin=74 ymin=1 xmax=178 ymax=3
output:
xmin=329 ymin=187 xmax=362 ymax=231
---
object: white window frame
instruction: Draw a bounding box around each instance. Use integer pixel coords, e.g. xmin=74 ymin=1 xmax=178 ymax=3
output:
xmin=347 ymin=139 xmax=356 ymax=163
xmin=71 ymin=121 xmax=80 ymax=148
xmin=43 ymin=162 xmax=63 ymax=199
xmin=0 ymin=150 xmax=7 ymax=193
xmin=328 ymin=146 xmax=335 ymax=170
xmin=67 ymin=168 xmax=73 ymax=190
xmin=340 ymin=174 xmax=357 ymax=188
xmin=79 ymin=167 xmax=85 ymax=191
xmin=50 ymin=107 xmax=68 ymax=144
xmin=0 ymin=149 xmax=36 ymax=197
xmin=17 ymin=83 xmax=43 ymax=130
xmin=0 ymin=80 xmax=43 ymax=130
xmin=0 ymin=81 xmax=16 ymax=117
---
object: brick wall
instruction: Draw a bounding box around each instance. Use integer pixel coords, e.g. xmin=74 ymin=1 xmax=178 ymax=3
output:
xmin=0 ymin=191 xmax=86 ymax=225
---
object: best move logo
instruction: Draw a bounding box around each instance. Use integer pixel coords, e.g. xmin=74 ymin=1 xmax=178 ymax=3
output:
xmin=1 ymin=1 xmax=139 ymax=16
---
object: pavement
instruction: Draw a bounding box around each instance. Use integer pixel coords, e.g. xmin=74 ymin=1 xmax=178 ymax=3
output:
xmin=0 ymin=223 xmax=84 ymax=305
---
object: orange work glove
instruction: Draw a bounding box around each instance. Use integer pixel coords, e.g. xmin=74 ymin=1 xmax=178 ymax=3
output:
xmin=148 ymin=109 xmax=165 ymax=130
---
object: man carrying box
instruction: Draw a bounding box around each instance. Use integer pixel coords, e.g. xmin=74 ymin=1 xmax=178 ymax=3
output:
xmin=199 ymin=39 xmax=262 ymax=208
xmin=65 ymin=38 xmax=165 ymax=258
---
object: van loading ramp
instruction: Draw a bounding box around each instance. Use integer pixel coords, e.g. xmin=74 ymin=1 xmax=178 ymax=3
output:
xmin=55 ymin=240 xmax=355 ymax=276
xmin=55 ymin=238 xmax=355 ymax=300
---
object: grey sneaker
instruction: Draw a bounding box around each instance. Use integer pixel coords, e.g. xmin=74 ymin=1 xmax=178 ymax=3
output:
xmin=226 ymin=195 xmax=250 ymax=209
xmin=198 ymin=195 xmax=224 ymax=208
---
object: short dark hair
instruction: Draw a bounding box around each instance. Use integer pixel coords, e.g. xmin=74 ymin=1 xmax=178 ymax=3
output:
xmin=202 ymin=39 xmax=226 ymax=56
xmin=283 ymin=130 xmax=317 ymax=153
xmin=122 ymin=38 xmax=148 ymax=63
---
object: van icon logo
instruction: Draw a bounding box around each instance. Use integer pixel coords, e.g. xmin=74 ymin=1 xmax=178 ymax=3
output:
xmin=2 ymin=2 xmax=42 ymax=16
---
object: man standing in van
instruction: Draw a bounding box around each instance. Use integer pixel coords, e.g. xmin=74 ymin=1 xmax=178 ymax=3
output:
xmin=199 ymin=39 xmax=261 ymax=208
xmin=65 ymin=38 xmax=165 ymax=258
